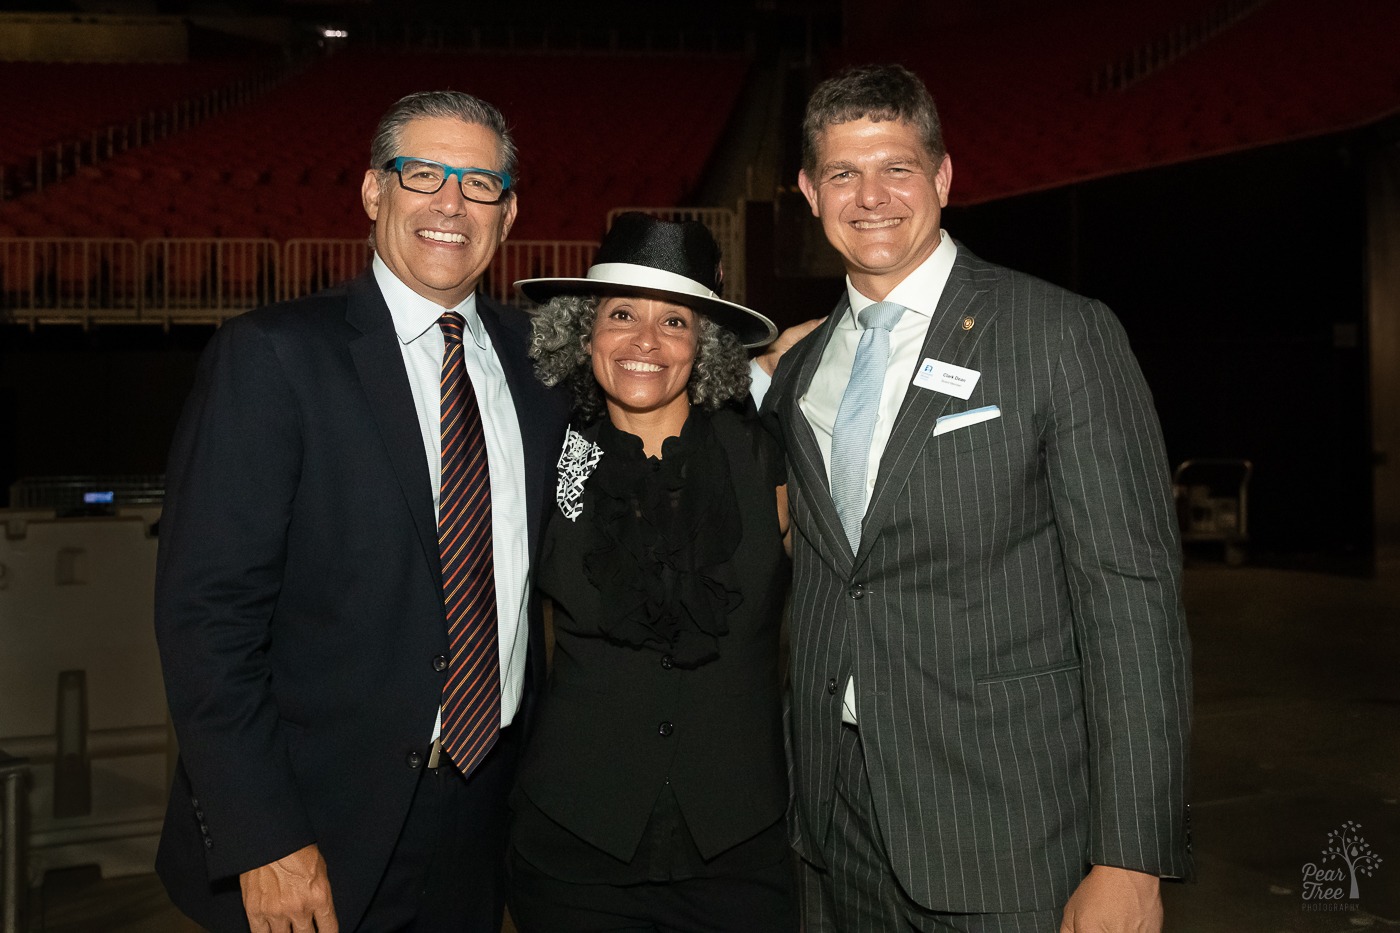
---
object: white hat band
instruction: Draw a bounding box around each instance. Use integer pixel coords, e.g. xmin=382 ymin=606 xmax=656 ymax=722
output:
xmin=586 ymin=263 xmax=718 ymax=301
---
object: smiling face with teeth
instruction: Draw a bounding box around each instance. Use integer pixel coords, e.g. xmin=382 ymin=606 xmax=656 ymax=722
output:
xmin=361 ymin=115 xmax=517 ymax=308
xmin=589 ymin=295 xmax=699 ymax=444
xmin=798 ymin=117 xmax=952 ymax=301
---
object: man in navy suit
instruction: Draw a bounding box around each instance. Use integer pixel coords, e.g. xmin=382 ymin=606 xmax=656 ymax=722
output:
xmin=155 ymin=90 xmax=568 ymax=932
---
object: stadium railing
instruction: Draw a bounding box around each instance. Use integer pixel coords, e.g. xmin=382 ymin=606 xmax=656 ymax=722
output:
xmin=0 ymin=237 xmax=601 ymax=325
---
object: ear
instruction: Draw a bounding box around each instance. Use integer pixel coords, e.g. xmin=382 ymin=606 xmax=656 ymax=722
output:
xmin=500 ymin=191 xmax=518 ymax=241
xmin=797 ymin=169 xmax=821 ymax=218
xmin=934 ymin=155 xmax=953 ymax=208
xmin=361 ymin=170 xmax=382 ymax=221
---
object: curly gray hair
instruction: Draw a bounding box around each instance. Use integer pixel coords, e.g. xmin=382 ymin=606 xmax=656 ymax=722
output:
xmin=529 ymin=294 xmax=752 ymax=422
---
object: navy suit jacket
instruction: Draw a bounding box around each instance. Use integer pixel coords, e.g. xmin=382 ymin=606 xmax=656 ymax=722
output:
xmin=154 ymin=271 xmax=569 ymax=931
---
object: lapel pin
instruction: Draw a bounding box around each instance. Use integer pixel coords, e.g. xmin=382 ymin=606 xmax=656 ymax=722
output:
xmin=961 ymin=316 xmax=975 ymax=331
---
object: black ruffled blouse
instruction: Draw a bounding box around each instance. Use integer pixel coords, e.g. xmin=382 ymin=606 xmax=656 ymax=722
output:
xmin=582 ymin=412 xmax=743 ymax=668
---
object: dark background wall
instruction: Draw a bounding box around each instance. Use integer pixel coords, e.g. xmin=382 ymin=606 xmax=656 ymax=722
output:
xmin=948 ymin=132 xmax=1372 ymax=564
xmin=0 ymin=329 xmax=206 ymax=483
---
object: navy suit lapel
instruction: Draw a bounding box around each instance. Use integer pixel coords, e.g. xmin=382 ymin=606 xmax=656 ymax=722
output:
xmin=782 ymin=298 xmax=856 ymax=573
xmin=855 ymin=249 xmax=1001 ymax=568
xmin=345 ymin=272 xmax=443 ymax=589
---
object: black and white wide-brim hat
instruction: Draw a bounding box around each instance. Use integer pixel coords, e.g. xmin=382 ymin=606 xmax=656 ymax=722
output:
xmin=515 ymin=211 xmax=778 ymax=349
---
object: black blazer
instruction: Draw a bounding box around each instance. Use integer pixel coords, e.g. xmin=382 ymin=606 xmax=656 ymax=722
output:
xmin=154 ymin=272 xmax=569 ymax=931
xmin=514 ymin=410 xmax=790 ymax=865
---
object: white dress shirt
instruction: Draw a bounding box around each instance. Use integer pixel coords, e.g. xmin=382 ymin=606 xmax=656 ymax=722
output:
xmin=372 ymin=256 xmax=530 ymax=732
xmin=800 ymin=230 xmax=958 ymax=724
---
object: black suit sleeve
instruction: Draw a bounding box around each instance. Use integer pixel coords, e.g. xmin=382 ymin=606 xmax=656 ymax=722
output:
xmin=155 ymin=315 xmax=316 ymax=879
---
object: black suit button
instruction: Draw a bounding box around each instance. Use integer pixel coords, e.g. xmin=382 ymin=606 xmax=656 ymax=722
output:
xmin=203 ymin=837 xmax=214 ymax=849
xmin=849 ymin=583 xmax=865 ymax=600
xmin=661 ymin=655 xmax=674 ymax=670
xmin=190 ymin=797 xmax=200 ymax=808
xmin=432 ymin=655 xmax=449 ymax=672
xmin=658 ymin=722 xmax=674 ymax=737
xmin=195 ymin=809 xmax=204 ymax=820
xmin=199 ymin=823 xmax=209 ymax=835
xmin=827 ymin=678 xmax=838 ymax=695
xmin=406 ymin=751 xmax=423 ymax=769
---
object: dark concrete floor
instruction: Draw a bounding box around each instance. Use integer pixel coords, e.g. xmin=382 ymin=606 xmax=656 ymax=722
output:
xmin=20 ymin=561 xmax=1400 ymax=932
xmin=1159 ymin=560 xmax=1400 ymax=931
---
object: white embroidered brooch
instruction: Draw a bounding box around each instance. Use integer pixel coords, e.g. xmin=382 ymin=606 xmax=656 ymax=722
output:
xmin=555 ymin=426 xmax=603 ymax=522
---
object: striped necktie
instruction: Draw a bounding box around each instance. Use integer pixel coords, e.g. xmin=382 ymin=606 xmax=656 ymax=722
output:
xmin=436 ymin=311 xmax=500 ymax=777
xmin=829 ymin=300 xmax=907 ymax=551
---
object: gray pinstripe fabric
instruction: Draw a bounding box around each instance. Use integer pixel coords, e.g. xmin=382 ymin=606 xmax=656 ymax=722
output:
xmin=766 ymin=246 xmax=1192 ymax=915
xmin=800 ymin=729 xmax=1063 ymax=932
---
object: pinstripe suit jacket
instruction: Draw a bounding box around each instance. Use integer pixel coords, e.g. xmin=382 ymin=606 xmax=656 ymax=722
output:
xmin=765 ymin=246 xmax=1191 ymax=913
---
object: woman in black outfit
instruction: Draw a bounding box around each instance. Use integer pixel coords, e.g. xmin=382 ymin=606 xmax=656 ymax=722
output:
xmin=507 ymin=213 xmax=796 ymax=932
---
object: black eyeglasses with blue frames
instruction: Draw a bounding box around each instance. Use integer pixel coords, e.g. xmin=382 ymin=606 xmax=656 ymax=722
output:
xmin=382 ymin=157 xmax=513 ymax=204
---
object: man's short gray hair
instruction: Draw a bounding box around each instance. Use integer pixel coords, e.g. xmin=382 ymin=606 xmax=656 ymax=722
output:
xmin=528 ymin=295 xmax=752 ymax=422
xmin=369 ymin=90 xmax=518 ymax=180
xmin=801 ymin=64 xmax=945 ymax=176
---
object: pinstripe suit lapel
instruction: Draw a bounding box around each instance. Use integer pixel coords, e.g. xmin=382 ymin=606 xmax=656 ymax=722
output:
xmin=855 ymin=252 xmax=1001 ymax=568
xmin=785 ymin=297 xmax=857 ymax=571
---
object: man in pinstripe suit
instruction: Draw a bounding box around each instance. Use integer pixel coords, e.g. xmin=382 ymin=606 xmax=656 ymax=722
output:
xmin=757 ymin=65 xmax=1191 ymax=932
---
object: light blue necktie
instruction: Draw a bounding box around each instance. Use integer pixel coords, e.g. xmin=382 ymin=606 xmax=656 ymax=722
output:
xmin=830 ymin=300 xmax=907 ymax=551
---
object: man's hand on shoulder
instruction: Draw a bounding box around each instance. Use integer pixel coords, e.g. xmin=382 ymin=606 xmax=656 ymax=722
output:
xmin=240 ymin=843 xmax=338 ymax=932
xmin=1060 ymin=865 xmax=1162 ymax=933
xmin=755 ymin=317 xmax=825 ymax=376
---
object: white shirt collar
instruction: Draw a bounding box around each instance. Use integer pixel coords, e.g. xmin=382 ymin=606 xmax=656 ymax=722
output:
xmin=372 ymin=253 xmax=488 ymax=349
xmin=843 ymin=228 xmax=957 ymax=327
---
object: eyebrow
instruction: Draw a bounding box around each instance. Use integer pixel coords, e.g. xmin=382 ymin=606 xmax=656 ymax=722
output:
xmin=820 ymin=155 xmax=919 ymax=175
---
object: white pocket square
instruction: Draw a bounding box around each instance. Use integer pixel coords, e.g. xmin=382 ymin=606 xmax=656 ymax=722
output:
xmin=933 ymin=405 xmax=1001 ymax=437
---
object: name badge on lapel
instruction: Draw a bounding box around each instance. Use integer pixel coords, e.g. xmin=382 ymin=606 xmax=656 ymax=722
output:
xmin=913 ymin=358 xmax=981 ymax=400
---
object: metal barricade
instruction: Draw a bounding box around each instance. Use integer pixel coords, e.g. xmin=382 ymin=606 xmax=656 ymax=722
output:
xmin=0 ymin=234 xmax=632 ymax=324
xmin=141 ymin=238 xmax=279 ymax=320
xmin=487 ymin=240 xmax=598 ymax=305
xmin=282 ymin=238 xmax=370 ymax=302
xmin=0 ymin=238 xmax=141 ymax=321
